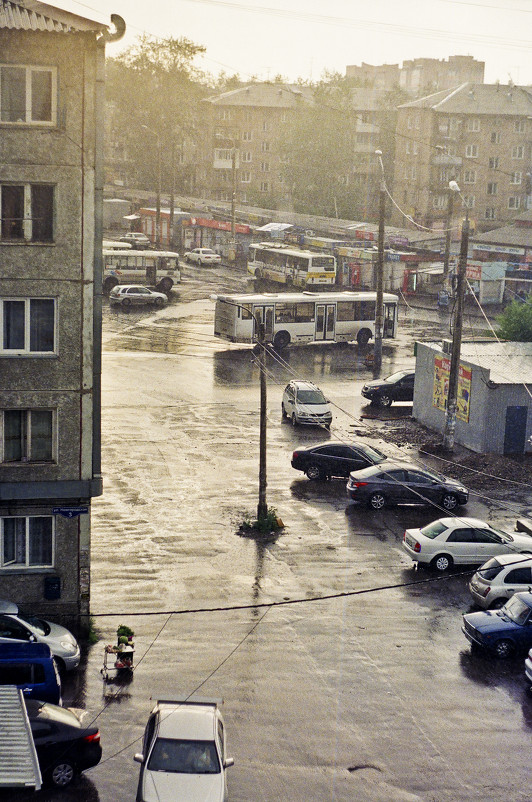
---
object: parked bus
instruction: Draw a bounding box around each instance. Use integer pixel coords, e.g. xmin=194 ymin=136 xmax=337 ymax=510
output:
xmin=213 ymin=291 xmax=398 ymax=349
xmin=102 ymin=249 xmax=180 ymax=294
xmin=247 ymin=243 xmax=336 ymax=287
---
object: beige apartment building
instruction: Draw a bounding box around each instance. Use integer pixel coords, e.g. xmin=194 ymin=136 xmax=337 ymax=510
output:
xmin=391 ymin=83 xmax=532 ymax=233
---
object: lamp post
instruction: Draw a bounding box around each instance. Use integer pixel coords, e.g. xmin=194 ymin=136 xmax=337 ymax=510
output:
xmin=211 ymin=295 xmax=268 ymax=521
xmin=141 ymin=124 xmax=161 ymax=248
xmin=373 ymin=150 xmax=386 ymax=377
xmin=442 ymin=180 xmax=470 ymax=451
xmin=215 ymin=134 xmax=238 ymax=261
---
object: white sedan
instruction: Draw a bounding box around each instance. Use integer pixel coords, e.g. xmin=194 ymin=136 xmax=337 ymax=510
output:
xmin=184 ymin=248 xmax=222 ymax=265
xmin=402 ymin=517 xmax=532 ymax=572
xmin=134 ymin=698 xmax=234 ymax=802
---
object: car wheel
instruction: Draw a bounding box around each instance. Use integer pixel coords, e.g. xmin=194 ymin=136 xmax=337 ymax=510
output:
xmin=368 ymin=492 xmax=386 ymax=510
xmin=273 ymin=330 xmax=291 ymax=350
xmin=378 ymin=394 xmax=392 ymax=408
xmin=281 ymin=403 xmax=287 ymax=420
xmin=157 ymin=278 xmax=172 ymax=293
xmin=441 ymin=493 xmax=458 ymax=511
xmin=357 ymin=328 xmax=371 ymax=345
xmin=154 ymin=297 xmax=165 ymax=307
xmin=489 ymin=598 xmax=507 ymax=610
xmin=121 ymin=298 xmax=131 ymax=308
xmin=431 ymin=553 xmax=453 ymax=572
xmin=306 ymin=464 xmax=324 ymax=481
xmin=494 ymin=639 xmax=514 ymax=659
xmin=291 ymin=413 xmax=298 ymax=427
xmin=49 ymin=761 xmax=76 ymax=788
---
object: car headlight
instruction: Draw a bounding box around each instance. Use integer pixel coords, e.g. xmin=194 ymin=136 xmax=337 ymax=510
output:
xmin=60 ymin=640 xmax=77 ymax=652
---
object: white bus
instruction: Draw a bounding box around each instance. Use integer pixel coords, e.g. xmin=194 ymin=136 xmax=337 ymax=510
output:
xmin=247 ymin=242 xmax=336 ymax=287
xmin=213 ymin=291 xmax=399 ymax=349
xmin=102 ymin=249 xmax=180 ymax=294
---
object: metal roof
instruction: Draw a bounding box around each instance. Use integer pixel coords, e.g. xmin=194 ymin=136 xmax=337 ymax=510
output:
xmin=0 ymin=686 xmax=41 ymax=789
xmin=0 ymin=0 xmax=108 ymax=32
xmin=426 ymin=340 xmax=532 ymax=385
xmin=400 ymin=83 xmax=532 ymax=116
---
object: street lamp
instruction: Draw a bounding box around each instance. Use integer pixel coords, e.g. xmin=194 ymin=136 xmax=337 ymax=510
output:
xmin=442 ymin=180 xmax=470 ymax=451
xmin=211 ymin=295 xmax=268 ymax=521
xmin=141 ymin=124 xmax=161 ymax=248
xmin=373 ymin=149 xmax=386 ymax=377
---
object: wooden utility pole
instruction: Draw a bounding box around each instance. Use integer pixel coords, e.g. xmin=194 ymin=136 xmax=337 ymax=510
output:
xmin=373 ymin=176 xmax=385 ymax=377
xmin=257 ymin=318 xmax=268 ymax=521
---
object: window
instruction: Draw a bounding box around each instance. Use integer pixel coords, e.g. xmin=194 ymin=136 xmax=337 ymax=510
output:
xmin=514 ymin=119 xmax=526 ymax=133
xmin=487 ymin=182 xmax=498 ymax=195
xmin=242 ymin=131 xmax=252 ymax=142
xmin=260 ymin=181 xmax=269 ymax=192
xmin=512 ymin=145 xmax=524 ymax=159
xmin=261 ymin=141 xmax=270 ymax=152
xmin=219 ymin=109 xmax=232 ymax=120
xmin=260 ymin=162 xmax=270 ymax=172
xmin=405 ymin=141 xmax=418 ymax=155
xmin=511 ymin=171 xmax=522 ymax=184
xmin=485 ymin=208 xmax=495 ymax=220
xmin=262 ymin=120 xmax=269 ymax=132
xmin=410 ymin=165 xmax=417 ymax=180
xmin=2 ymin=410 xmax=53 ymax=462
xmin=240 ymin=171 xmax=251 ymax=183
xmin=0 ymin=65 xmax=56 ymax=124
xmin=1 ymin=516 xmax=53 ymax=567
xmin=489 ymin=157 xmax=499 ymax=169
xmin=463 ymin=195 xmax=475 ymax=208
xmin=490 ymin=132 xmax=501 ymax=144
xmin=280 ymin=112 xmax=287 ymax=123
xmin=1 ymin=298 xmax=55 ymax=353
xmin=465 ymin=144 xmax=478 ymax=158
xmin=464 ymin=170 xmax=476 ymax=184
xmin=1 ymin=184 xmax=54 ymax=242
xmin=241 ymin=151 xmax=252 ymax=162
xmin=467 ymin=118 xmax=480 ymax=132
xmin=509 ymin=196 xmax=521 ymax=209
xmin=432 ymin=195 xmax=446 ymax=209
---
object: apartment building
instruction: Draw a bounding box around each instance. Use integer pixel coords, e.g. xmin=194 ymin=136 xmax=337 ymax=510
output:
xmin=391 ymin=83 xmax=532 ymax=232
xmin=346 ymin=56 xmax=484 ymax=96
xmin=0 ymin=1 xmax=124 ymax=629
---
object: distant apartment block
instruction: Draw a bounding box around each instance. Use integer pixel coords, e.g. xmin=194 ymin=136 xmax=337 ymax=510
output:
xmin=346 ymin=56 xmax=484 ymax=96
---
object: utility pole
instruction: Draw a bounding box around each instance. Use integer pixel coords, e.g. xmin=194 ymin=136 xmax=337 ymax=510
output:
xmin=257 ymin=316 xmax=268 ymax=521
xmin=373 ymin=150 xmax=385 ymax=377
xmin=442 ymin=186 xmax=455 ymax=285
xmin=443 ymin=194 xmax=469 ymax=451
xmin=169 ymin=139 xmax=175 ymax=251
xmin=141 ymin=124 xmax=161 ymax=248
xmin=230 ymin=143 xmax=237 ymax=262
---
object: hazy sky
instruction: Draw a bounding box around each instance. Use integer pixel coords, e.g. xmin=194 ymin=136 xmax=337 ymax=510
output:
xmin=59 ymin=0 xmax=532 ymax=85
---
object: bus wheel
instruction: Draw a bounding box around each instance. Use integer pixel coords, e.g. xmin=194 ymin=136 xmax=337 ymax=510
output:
xmin=103 ymin=277 xmax=118 ymax=295
xmin=157 ymin=278 xmax=173 ymax=293
xmin=357 ymin=329 xmax=371 ymax=345
xmin=274 ymin=331 xmax=290 ymax=350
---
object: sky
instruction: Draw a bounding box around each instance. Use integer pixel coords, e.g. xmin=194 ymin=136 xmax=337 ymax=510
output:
xmin=56 ymin=0 xmax=532 ymax=86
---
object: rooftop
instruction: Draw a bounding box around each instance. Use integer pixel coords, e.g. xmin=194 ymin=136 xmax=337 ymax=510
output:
xmin=399 ymin=83 xmax=532 ymax=116
xmin=427 ymin=340 xmax=532 ymax=385
xmin=0 ymin=0 xmax=109 ymax=32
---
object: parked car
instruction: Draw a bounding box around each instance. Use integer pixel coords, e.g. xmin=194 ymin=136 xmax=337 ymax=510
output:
xmin=134 ymin=698 xmax=234 ymax=802
xmin=0 ymin=599 xmax=80 ymax=671
xmin=462 ymin=591 xmax=532 ymax=658
xmin=469 ymin=553 xmax=532 ymax=608
xmin=119 ymin=232 xmax=151 ymax=249
xmin=0 ymin=643 xmax=61 ymax=704
xmin=346 ymin=462 xmax=469 ymax=511
xmin=402 ymin=517 xmax=532 ymax=572
xmin=291 ymin=440 xmax=387 ymax=480
xmin=361 ymin=370 xmax=415 ymax=407
xmin=282 ymin=381 xmax=332 ymax=428
xmin=109 ymin=284 xmax=168 ymax=308
xmin=184 ymin=247 xmax=222 ymax=265
xmin=25 ymin=698 xmax=102 ymax=787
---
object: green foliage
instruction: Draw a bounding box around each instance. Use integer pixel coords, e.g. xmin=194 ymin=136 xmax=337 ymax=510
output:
xmin=496 ymin=296 xmax=532 ymax=341
xmin=241 ymin=507 xmax=283 ymax=534
xmin=117 ymin=624 xmax=135 ymax=639
xmin=87 ymin=616 xmax=99 ymax=645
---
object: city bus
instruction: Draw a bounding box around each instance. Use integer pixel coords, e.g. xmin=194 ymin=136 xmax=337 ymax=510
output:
xmin=102 ymin=249 xmax=180 ymax=294
xmin=247 ymin=243 xmax=336 ymax=287
xmin=213 ymin=291 xmax=399 ymax=349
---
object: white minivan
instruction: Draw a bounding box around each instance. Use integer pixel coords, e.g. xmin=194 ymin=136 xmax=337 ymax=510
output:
xmin=282 ymin=381 xmax=332 ymax=428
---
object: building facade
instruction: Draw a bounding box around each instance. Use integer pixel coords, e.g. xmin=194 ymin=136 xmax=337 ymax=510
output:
xmin=0 ymin=1 xmax=123 ymax=629
xmin=346 ymin=56 xmax=484 ymax=96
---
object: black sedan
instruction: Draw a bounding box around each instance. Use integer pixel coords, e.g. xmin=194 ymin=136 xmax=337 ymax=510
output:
xmin=25 ymin=699 xmax=102 ymax=787
xmin=291 ymin=440 xmax=387 ymax=480
xmin=361 ymin=370 xmax=415 ymax=407
xmin=346 ymin=461 xmax=469 ymax=510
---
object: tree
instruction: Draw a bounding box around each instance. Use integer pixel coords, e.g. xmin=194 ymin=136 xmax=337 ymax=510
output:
xmin=497 ymin=295 xmax=532 ymax=341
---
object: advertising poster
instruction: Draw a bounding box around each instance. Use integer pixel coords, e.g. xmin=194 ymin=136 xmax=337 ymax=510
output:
xmin=457 ymin=364 xmax=472 ymax=422
xmin=433 ymin=357 xmax=471 ymax=421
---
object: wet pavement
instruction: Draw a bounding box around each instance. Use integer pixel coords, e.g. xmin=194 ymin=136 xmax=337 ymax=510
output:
xmin=14 ymin=263 xmax=532 ymax=801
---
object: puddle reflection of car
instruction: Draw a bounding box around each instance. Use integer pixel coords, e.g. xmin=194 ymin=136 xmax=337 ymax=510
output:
xmin=463 ymin=591 xmax=532 ymax=658
xmin=109 ymin=285 xmax=168 ymax=308
xmin=135 ymin=698 xmax=234 ymax=802
xmin=291 ymin=440 xmax=387 ymax=480
xmin=361 ymin=370 xmax=415 ymax=407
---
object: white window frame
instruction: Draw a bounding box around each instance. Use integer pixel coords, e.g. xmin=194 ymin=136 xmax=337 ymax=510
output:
xmin=0 ymin=64 xmax=57 ymax=125
xmin=490 ymin=132 xmax=501 ymax=144
xmin=260 ymin=181 xmax=270 ymax=192
xmin=261 ymin=141 xmax=270 ymax=152
xmin=1 ymin=409 xmax=55 ymax=463
xmin=464 ymin=170 xmax=476 ymax=184
xmin=467 ymin=118 xmax=480 ymax=132
xmin=512 ymin=145 xmax=524 ymax=159
xmin=220 ymin=109 xmax=232 ymax=121
xmin=0 ymin=182 xmax=54 ymax=242
xmin=433 ymin=195 xmax=446 ymax=209
xmin=241 ymin=151 xmax=252 ymax=162
xmin=240 ymin=171 xmax=251 ymax=183
xmin=511 ymin=171 xmax=522 ymax=185
xmin=260 ymin=162 xmax=270 ymax=172
xmin=465 ymin=144 xmax=478 ymax=158
xmin=514 ymin=119 xmax=525 ymax=133
xmin=489 ymin=157 xmax=499 ymax=169
xmin=262 ymin=121 xmax=269 ymax=132
xmin=1 ymin=515 xmax=54 ymax=568
xmin=463 ymin=195 xmax=475 ymax=209
xmin=487 ymin=182 xmax=498 ymax=195
xmin=485 ymin=208 xmax=495 ymax=220
xmin=509 ymin=196 xmax=521 ymax=209
xmin=0 ymin=297 xmax=56 ymax=355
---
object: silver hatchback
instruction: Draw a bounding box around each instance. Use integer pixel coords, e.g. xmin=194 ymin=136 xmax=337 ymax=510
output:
xmin=109 ymin=285 xmax=167 ymax=308
xmin=469 ymin=553 xmax=532 ymax=609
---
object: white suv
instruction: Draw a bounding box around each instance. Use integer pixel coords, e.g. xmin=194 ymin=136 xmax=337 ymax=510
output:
xmin=469 ymin=553 xmax=532 ymax=609
xmin=282 ymin=381 xmax=332 ymax=428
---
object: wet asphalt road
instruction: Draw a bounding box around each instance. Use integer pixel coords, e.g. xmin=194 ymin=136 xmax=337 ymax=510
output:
xmin=13 ymin=264 xmax=532 ymax=802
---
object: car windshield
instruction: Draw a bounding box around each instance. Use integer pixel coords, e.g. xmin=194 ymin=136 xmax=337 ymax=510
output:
xmin=203 ymin=249 xmax=216 ymax=254
xmin=148 ymin=738 xmax=220 ymax=774
xmin=359 ymin=444 xmax=387 ymax=464
xmin=419 ymin=521 xmax=448 ymax=539
xmin=297 ymin=390 xmax=326 ymax=404
xmin=16 ymin=612 xmax=49 ymax=636
xmin=384 ymin=371 xmax=407 ymax=383
xmin=476 ymin=558 xmax=504 ymax=581
xmin=500 ymin=595 xmax=532 ymax=624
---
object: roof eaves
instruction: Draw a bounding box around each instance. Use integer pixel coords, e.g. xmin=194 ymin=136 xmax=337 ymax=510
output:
xmin=0 ymin=0 xmax=108 ymax=32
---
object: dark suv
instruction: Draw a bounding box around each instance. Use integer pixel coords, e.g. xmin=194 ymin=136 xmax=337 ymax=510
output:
xmin=291 ymin=440 xmax=387 ymax=480
xmin=361 ymin=370 xmax=415 ymax=407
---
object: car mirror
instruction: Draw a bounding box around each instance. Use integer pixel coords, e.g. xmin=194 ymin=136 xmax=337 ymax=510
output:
xmin=133 ymin=753 xmax=144 ymax=764
xmin=224 ymin=757 xmax=235 ymax=768
xmin=28 ymin=633 xmax=36 ymax=642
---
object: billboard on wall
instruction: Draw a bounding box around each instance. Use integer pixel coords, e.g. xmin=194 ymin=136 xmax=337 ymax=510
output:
xmin=433 ymin=356 xmax=472 ymax=422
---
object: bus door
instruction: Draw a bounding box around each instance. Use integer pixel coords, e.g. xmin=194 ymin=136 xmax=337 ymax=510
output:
xmin=315 ymin=304 xmax=336 ymax=341
xmin=146 ymin=259 xmax=157 ymax=287
xmin=253 ymin=305 xmax=275 ymax=341
xmin=384 ymin=303 xmax=396 ymax=337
